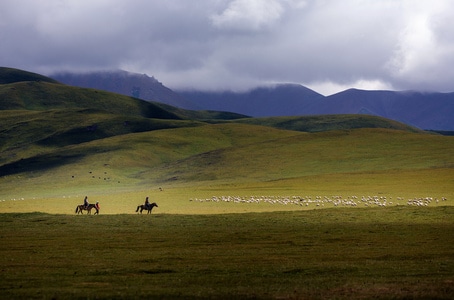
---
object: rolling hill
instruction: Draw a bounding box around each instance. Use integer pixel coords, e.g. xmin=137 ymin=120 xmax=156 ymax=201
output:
xmin=0 ymin=67 xmax=59 ymax=84
xmin=1 ymin=67 xmax=453 ymax=199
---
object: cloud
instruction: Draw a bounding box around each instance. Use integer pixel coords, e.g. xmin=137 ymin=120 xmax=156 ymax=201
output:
xmin=1 ymin=0 xmax=453 ymax=94
xmin=386 ymin=0 xmax=454 ymax=91
xmin=211 ymin=0 xmax=284 ymax=32
xmin=307 ymin=79 xmax=393 ymax=96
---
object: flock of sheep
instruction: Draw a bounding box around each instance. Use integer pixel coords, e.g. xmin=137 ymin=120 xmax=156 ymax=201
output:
xmin=190 ymin=195 xmax=448 ymax=208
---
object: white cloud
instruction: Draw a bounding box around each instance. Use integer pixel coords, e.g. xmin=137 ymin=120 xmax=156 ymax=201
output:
xmin=307 ymin=79 xmax=394 ymax=96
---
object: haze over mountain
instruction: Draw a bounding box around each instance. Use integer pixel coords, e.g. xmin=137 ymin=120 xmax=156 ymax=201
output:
xmin=53 ymin=70 xmax=197 ymax=110
xmin=53 ymin=70 xmax=454 ymax=131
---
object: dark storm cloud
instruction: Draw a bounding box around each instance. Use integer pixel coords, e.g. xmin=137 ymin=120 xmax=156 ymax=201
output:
xmin=1 ymin=0 xmax=453 ymax=94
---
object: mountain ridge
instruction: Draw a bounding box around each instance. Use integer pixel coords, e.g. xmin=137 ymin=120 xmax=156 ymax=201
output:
xmin=50 ymin=69 xmax=454 ymax=130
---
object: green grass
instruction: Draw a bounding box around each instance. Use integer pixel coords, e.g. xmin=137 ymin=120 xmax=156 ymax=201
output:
xmin=0 ymin=207 xmax=453 ymax=299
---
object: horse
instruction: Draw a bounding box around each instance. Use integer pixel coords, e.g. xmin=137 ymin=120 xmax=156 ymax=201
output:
xmin=136 ymin=202 xmax=158 ymax=214
xmin=75 ymin=203 xmax=99 ymax=215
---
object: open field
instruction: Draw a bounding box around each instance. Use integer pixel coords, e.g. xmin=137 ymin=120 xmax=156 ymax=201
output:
xmin=1 ymin=207 xmax=453 ymax=299
xmin=1 ymin=166 xmax=452 ymax=215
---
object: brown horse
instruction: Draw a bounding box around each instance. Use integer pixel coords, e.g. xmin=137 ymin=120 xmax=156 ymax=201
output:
xmin=75 ymin=203 xmax=99 ymax=215
xmin=136 ymin=202 xmax=158 ymax=214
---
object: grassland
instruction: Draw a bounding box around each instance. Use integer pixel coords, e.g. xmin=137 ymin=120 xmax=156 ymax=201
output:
xmin=1 ymin=208 xmax=453 ymax=299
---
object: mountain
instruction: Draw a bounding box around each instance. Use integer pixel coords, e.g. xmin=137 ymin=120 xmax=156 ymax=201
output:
xmin=178 ymin=84 xmax=325 ymax=117
xmin=51 ymin=70 xmax=325 ymax=116
xmin=50 ymin=69 xmax=454 ymax=130
xmin=52 ymin=70 xmax=198 ymax=110
xmin=312 ymin=89 xmax=454 ymax=131
xmin=179 ymin=87 xmax=454 ymax=131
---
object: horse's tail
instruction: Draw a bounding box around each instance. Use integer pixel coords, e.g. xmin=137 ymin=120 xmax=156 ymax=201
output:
xmin=75 ymin=206 xmax=79 ymax=213
xmin=136 ymin=205 xmax=140 ymax=212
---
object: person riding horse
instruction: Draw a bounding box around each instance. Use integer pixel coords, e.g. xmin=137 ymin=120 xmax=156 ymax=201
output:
xmin=83 ymin=196 xmax=89 ymax=208
xmin=144 ymin=197 xmax=150 ymax=209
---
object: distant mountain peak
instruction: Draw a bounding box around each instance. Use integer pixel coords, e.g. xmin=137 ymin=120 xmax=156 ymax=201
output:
xmin=52 ymin=69 xmax=196 ymax=109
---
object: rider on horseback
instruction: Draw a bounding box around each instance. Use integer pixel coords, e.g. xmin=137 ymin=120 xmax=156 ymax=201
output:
xmin=144 ymin=197 xmax=150 ymax=209
xmin=84 ymin=196 xmax=89 ymax=208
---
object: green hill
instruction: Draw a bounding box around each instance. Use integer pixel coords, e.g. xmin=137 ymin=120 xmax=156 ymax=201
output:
xmin=0 ymin=68 xmax=249 ymax=165
xmin=234 ymin=114 xmax=425 ymax=133
xmin=0 ymin=80 xmax=182 ymax=118
xmin=0 ymin=67 xmax=60 ymax=84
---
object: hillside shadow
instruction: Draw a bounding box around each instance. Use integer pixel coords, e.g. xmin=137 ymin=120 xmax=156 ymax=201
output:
xmin=0 ymin=153 xmax=85 ymax=176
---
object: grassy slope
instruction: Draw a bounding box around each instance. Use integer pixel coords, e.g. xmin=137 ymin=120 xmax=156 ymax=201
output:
xmin=0 ymin=108 xmax=203 ymax=165
xmin=0 ymin=81 xmax=182 ymax=118
xmin=0 ymin=67 xmax=59 ymax=84
xmin=235 ymin=114 xmax=425 ymax=133
xmin=150 ymin=127 xmax=452 ymax=182
xmin=0 ymin=74 xmax=243 ymax=166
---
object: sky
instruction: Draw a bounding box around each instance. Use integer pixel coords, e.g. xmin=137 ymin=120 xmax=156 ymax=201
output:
xmin=1 ymin=0 xmax=453 ymax=95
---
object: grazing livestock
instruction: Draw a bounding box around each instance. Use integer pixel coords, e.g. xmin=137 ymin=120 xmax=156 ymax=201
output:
xmin=190 ymin=195 xmax=448 ymax=208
